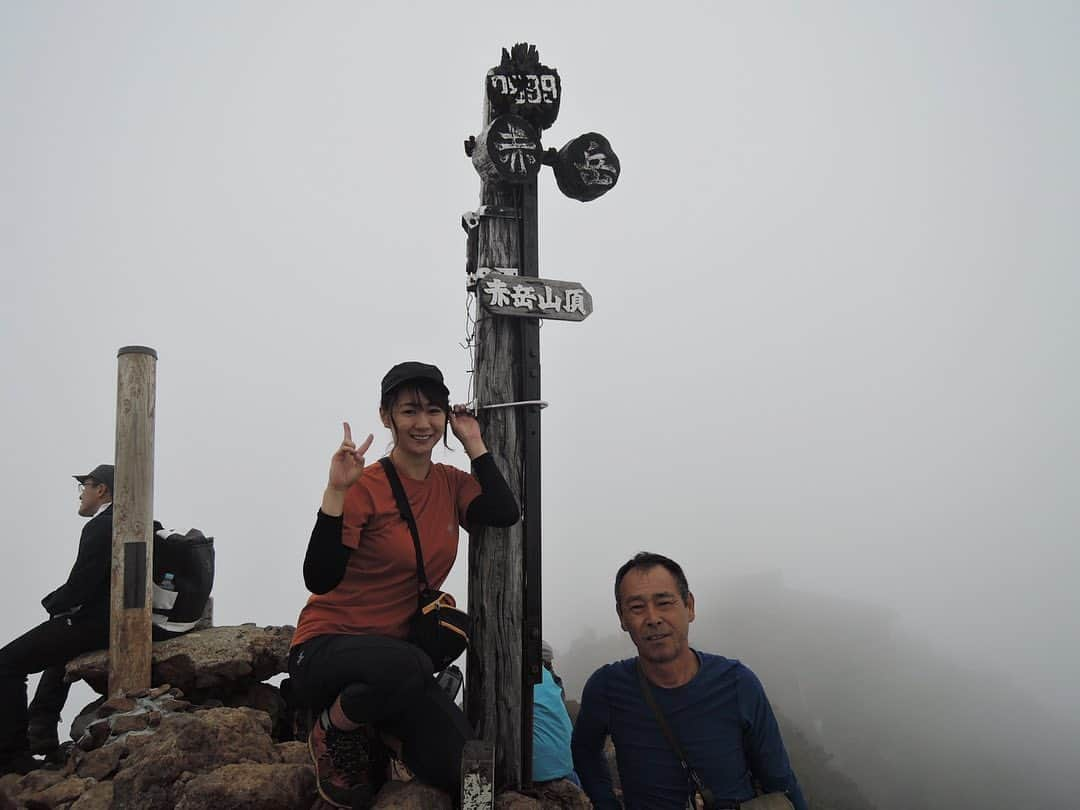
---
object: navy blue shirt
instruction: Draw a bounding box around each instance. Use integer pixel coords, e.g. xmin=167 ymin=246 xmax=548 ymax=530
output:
xmin=571 ymin=652 xmax=807 ymax=810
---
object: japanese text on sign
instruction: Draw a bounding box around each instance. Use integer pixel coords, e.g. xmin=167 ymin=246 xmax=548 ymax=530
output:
xmin=478 ymin=272 xmax=592 ymax=321
xmin=496 ymin=122 xmax=539 ymax=175
xmin=488 ymin=74 xmax=559 ymax=105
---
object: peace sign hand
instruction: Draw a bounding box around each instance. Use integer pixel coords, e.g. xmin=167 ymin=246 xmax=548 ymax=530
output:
xmin=328 ymin=422 xmax=374 ymax=492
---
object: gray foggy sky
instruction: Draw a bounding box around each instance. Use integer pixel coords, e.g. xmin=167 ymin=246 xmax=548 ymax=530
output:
xmin=2 ymin=0 xmax=1078 ymax=792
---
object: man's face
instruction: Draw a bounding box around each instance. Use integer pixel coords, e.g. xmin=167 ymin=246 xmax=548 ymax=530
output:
xmin=617 ymin=565 xmax=695 ymax=665
xmin=77 ymin=480 xmax=109 ymax=517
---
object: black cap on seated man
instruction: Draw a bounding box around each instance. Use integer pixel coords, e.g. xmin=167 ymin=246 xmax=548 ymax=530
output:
xmin=72 ymin=464 xmax=114 ymax=509
xmin=0 ymin=464 xmax=116 ymax=775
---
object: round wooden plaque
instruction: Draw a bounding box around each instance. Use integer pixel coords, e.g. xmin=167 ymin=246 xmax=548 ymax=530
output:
xmin=553 ymin=133 xmax=620 ymax=202
xmin=472 ymin=114 xmax=543 ymax=184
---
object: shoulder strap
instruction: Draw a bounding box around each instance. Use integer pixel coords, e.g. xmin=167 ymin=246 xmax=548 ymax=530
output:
xmin=378 ymin=457 xmax=430 ymax=592
xmin=636 ymin=660 xmax=719 ymax=810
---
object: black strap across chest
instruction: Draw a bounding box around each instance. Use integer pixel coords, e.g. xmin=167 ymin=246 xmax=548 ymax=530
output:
xmin=636 ymin=660 xmax=722 ymax=809
xmin=378 ymin=457 xmax=430 ymax=594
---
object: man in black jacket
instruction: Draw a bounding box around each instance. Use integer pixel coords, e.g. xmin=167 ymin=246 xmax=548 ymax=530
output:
xmin=0 ymin=464 xmax=115 ymax=775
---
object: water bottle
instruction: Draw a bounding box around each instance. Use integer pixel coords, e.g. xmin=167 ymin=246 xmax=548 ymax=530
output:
xmin=437 ymin=665 xmax=463 ymax=701
xmin=160 ymin=573 xmax=176 ymax=591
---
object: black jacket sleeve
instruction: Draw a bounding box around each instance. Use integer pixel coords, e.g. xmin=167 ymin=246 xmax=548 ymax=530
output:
xmin=465 ymin=452 xmax=520 ymax=528
xmin=42 ymin=508 xmax=113 ymax=616
xmin=302 ymin=510 xmax=349 ymax=595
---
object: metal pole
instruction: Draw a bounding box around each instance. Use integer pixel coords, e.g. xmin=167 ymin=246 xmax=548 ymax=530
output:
xmin=519 ymin=180 xmax=543 ymax=781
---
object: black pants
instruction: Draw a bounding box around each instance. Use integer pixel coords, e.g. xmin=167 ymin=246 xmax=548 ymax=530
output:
xmin=288 ymin=634 xmax=472 ymax=794
xmin=0 ymin=616 xmax=108 ymax=757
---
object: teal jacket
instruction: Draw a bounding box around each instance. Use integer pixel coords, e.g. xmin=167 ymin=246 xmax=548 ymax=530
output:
xmin=533 ymin=666 xmax=574 ymax=781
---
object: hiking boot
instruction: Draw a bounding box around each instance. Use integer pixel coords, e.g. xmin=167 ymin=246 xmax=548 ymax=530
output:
xmin=43 ymin=741 xmax=74 ymax=768
xmin=27 ymin=721 xmax=59 ymax=757
xmin=307 ymin=711 xmax=377 ymax=809
xmin=0 ymin=750 xmax=41 ymax=776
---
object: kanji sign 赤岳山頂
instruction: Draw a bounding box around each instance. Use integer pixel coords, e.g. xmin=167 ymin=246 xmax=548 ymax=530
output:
xmin=479 ymin=272 xmax=592 ymax=322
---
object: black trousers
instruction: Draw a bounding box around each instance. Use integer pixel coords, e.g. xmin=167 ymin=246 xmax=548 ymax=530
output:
xmin=288 ymin=634 xmax=472 ymax=794
xmin=0 ymin=616 xmax=107 ymax=757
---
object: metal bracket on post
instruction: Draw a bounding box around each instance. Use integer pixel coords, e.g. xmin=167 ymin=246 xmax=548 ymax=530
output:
xmin=472 ymin=399 xmax=548 ymax=412
xmin=480 ymin=205 xmax=522 ymax=220
xmin=461 ymin=206 xmax=523 ymax=227
xmin=463 ymin=205 xmax=522 ymax=228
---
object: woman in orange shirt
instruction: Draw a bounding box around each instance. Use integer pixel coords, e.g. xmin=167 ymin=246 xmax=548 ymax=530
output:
xmin=288 ymin=362 xmax=518 ymax=808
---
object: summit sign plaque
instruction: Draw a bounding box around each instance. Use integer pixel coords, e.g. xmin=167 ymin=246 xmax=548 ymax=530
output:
xmin=478 ymin=271 xmax=592 ymax=322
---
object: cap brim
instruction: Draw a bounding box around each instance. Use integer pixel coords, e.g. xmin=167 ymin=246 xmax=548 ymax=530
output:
xmin=73 ymin=474 xmax=91 ymax=483
xmin=384 ymin=378 xmax=450 ymax=397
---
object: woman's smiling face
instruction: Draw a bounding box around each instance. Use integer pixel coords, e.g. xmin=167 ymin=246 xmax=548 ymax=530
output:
xmin=381 ymin=387 xmax=448 ymax=456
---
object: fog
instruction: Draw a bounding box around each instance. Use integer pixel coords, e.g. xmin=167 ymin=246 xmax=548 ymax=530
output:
xmin=2 ymin=3 xmax=1077 ymax=808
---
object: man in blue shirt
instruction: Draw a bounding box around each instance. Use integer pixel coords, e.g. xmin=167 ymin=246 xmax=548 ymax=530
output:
xmin=571 ymin=552 xmax=807 ymax=810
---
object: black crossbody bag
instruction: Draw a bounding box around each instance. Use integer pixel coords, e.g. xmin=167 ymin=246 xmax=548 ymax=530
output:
xmin=636 ymin=660 xmax=735 ymax=810
xmin=379 ymin=458 xmax=470 ymax=673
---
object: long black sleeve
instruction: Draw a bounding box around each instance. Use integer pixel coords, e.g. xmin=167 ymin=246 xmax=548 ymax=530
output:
xmin=465 ymin=452 xmax=520 ymax=528
xmin=302 ymin=510 xmax=349 ymax=594
xmin=42 ymin=508 xmax=113 ymax=617
xmin=303 ymin=455 xmax=516 ymax=594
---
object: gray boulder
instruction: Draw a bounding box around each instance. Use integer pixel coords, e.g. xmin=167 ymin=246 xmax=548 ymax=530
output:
xmin=65 ymin=624 xmax=294 ymax=695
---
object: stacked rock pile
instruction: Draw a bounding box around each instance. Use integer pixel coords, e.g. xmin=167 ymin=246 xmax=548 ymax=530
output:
xmin=0 ymin=702 xmax=314 ymax=809
xmin=0 ymin=624 xmax=589 ymax=809
xmin=75 ymin=684 xmax=187 ymax=751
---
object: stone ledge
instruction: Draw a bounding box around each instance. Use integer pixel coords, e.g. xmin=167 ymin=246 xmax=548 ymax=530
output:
xmin=65 ymin=624 xmax=294 ymax=695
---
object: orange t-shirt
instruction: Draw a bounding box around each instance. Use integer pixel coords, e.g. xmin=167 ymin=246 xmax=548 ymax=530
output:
xmin=292 ymin=461 xmax=481 ymax=647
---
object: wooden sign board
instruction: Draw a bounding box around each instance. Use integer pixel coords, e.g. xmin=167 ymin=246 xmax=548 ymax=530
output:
xmin=554 ymin=132 xmax=620 ymax=202
xmin=478 ymin=272 xmax=592 ymax=321
xmin=472 ymin=114 xmax=542 ymax=184
xmin=461 ymin=740 xmax=495 ymax=809
xmin=487 ymin=43 xmax=561 ymax=130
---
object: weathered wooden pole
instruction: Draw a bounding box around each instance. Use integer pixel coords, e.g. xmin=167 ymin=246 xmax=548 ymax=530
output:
xmin=464 ymin=44 xmax=617 ymax=794
xmin=108 ymin=345 xmax=157 ymax=698
xmin=467 ymin=153 xmax=528 ymax=788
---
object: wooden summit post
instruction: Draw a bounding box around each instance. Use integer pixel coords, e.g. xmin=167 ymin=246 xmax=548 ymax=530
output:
xmin=466 ymin=123 xmax=530 ymax=789
xmin=464 ymin=43 xmax=617 ymax=791
xmin=108 ymin=346 xmax=157 ymax=697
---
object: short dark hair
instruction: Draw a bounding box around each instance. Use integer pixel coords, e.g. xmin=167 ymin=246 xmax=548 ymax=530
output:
xmin=614 ymin=552 xmax=691 ymax=610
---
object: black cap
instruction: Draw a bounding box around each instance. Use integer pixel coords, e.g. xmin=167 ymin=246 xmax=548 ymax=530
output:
xmin=73 ymin=464 xmax=115 ymax=493
xmin=380 ymin=362 xmax=449 ymax=398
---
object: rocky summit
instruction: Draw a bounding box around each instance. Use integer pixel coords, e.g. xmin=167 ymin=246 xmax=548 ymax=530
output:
xmin=64 ymin=624 xmax=294 ymax=696
xmin=0 ymin=625 xmax=590 ymax=809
